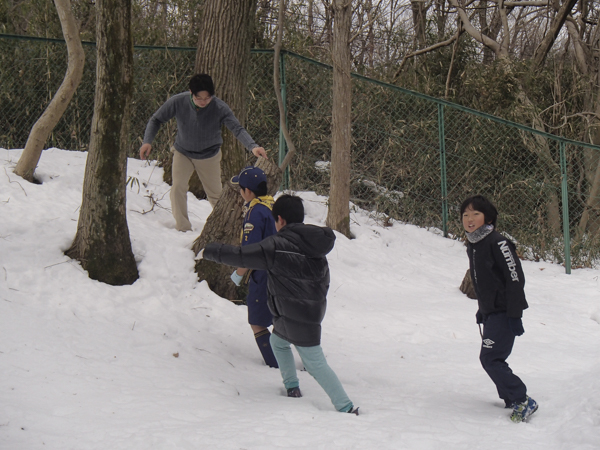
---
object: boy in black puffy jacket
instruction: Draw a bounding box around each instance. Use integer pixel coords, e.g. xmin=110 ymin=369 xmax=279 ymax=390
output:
xmin=461 ymin=195 xmax=537 ymax=423
xmin=202 ymin=194 xmax=358 ymax=414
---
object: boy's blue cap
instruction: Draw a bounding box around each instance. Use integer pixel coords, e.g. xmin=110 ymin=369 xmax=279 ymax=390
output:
xmin=231 ymin=166 xmax=267 ymax=191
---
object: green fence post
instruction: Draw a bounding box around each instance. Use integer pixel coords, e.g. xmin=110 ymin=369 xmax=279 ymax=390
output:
xmin=559 ymin=141 xmax=571 ymax=274
xmin=278 ymin=51 xmax=289 ymax=190
xmin=438 ymin=104 xmax=448 ymax=237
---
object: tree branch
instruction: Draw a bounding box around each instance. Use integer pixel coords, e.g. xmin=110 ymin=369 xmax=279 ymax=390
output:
xmin=448 ymin=0 xmax=505 ymax=57
xmin=445 ymin=26 xmax=464 ymax=98
xmin=532 ymin=0 xmax=578 ymax=69
xmin=564 ymin=17 xmax=589 ymax=75
xmin=349 ymin=0 xmax=384 ymax=44
xmin=491 ymin=0 xmax=550 ymax=6
xmin=394 ymin=28 xmax=463 ymax=79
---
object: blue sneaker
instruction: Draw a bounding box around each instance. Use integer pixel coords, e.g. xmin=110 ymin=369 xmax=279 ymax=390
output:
xmin=510 ymin=396 xmax=538 ymax=423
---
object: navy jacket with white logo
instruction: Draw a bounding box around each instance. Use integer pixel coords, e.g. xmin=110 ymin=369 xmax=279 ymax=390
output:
xmin=466 ymin=230 xmax=528 ymax=318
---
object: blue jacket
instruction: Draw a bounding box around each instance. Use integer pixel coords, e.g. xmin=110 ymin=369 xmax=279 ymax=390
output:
xmin=241 ymin=198 xmax=276 ymax=296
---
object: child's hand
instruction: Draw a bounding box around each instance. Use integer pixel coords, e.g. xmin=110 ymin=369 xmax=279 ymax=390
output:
xmin=508 ymin=318 xmax=525 ymax=336
xmin=230 ymin=270 xmax=244 ymax=286
xmin=475 ymin=311 xmax=484 ymax=324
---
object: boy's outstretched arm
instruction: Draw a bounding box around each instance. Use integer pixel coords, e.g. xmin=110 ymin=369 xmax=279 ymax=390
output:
xmin=203 ymin=240 xmax=273 ymax=271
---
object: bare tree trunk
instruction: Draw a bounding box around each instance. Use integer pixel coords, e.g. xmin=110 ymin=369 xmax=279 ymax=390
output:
xmin=192 ymin=158 xmax=281 ymax=300
xmin=478 ymin=1 xmax=502 ymax=65
xmin=66 ymin=0 xmax=138 ymax=286
xmin=326 ymin=0 xmax=353 ymax=238
xmin=195 ymin=0 xmax=257 ymax=180
xmin=308 ymin=0 xmax=314 ymax=36
xmin=13 ymin=0 xmax=84 ymax=182
xmin=191 ymin=0 xmax=261 ymax=299
xmin=532 ymin=0 xmax=578 ymax=70
xmin=434 ymin=0 xmax=447 ymax=40
xmin=411 ymin=0 xmax=428 ymax=48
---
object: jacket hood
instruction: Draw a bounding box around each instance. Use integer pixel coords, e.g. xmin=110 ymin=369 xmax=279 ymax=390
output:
xmin=279 ymin=223 xmax=335 ymax=257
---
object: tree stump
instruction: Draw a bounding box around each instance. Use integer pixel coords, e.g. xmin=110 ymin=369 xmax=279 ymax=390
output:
xmin=192 ymin=157 xmax=282 ymax=300
xmin=459 ymin=269 xmax=477 ymax=299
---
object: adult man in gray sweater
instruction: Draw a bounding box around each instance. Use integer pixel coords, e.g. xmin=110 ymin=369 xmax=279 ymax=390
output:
xmin=140 ymin=74 xmax=267 ymax=232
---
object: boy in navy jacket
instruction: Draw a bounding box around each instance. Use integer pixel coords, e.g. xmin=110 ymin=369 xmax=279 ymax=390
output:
xmin=229 ymin=166 xmax=278 ymax=368
xmin=461 ymin=195 xmax=538 ymax=423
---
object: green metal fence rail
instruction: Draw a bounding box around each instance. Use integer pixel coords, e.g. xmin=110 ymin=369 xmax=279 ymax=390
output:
xmin=2 ymin=34 xmax=600 ymax=272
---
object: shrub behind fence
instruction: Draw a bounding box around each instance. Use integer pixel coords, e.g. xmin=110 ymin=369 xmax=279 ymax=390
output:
xmin=2 ymin=34 xmax=600 ymax=271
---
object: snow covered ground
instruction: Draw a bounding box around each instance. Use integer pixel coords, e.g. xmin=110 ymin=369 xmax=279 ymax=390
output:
xmin=1 ymin=147 xmax=599 ymax=450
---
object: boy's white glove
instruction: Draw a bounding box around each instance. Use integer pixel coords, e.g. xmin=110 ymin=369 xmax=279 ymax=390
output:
xmin=230 ymin=270 xmax=244 ymax=286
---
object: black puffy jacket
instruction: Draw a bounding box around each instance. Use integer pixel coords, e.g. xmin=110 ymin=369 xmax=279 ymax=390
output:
xmin=467 ymin=230 xmax=528 ymax=318
xmin=203 ymin=223 xmax=336 ymax=347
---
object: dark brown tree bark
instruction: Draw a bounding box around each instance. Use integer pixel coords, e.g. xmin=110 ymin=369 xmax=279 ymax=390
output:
xmin=192 ymin=157 xmax=281 ymax=300
xmin=66 ymin=0 xmax=138 ymax=286
xmin=191 ymin=0 xmax=263 ymax=299
xmin=14 ymin=0 xmax=85 ymax=182
xmin=195 ymin=0 xmax=257 ymax=180
xmin=326 ymin=0 xmax=353 ymax=238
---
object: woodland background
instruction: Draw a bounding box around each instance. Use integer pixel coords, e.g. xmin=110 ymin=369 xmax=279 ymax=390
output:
xmin=1 ymin=0 xmax=600 ymax=269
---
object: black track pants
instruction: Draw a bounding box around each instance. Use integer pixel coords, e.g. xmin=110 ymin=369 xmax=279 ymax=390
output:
xmin=479 ymin=312 xmax=527 ymax=404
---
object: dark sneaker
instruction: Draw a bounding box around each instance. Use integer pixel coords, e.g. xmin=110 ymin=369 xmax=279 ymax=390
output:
xmin=287 ymin=387 xmax=302 ymax=398
xmin=510 ymin=396 xmax=538 ymax=423
xmin=347 ymin=407 xmax=359 ymax=416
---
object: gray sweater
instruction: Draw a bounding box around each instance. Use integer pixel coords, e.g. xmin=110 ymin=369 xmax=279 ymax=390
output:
xmin=142 ymin=92 xmax=258 ymax=159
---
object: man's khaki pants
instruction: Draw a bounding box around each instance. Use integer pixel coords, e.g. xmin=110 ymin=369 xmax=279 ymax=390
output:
xmin=171 ymin=148 xmax=222 ymax=231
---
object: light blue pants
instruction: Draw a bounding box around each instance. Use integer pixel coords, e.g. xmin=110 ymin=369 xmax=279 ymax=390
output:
xmin=270 ymin=333 xmax=353 ymax=412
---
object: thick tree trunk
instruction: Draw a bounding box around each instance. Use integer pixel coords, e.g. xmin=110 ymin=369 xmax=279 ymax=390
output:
xmin=192 ymin=158 xmax=281 ymax=300
xmin=190 ymin=0 xmax=261 ymax=298
xmin=66 ymin=0 xmax=138 ymax=286
xmin=195 ymin=0 xmax=257 ymax=181
xmin=326 ymin=0 xmax=353 ymax=238
xmin=13 ymin=0 xmax=84 ymax=182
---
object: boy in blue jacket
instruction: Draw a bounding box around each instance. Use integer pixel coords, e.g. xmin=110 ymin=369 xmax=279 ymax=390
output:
xmin=203 ymin=195 xmax=358 ymax=414
xmin=230 ymin=166 xmax=278 ymax=368
xmin=461 ymin=195 xmax=538 ymax=423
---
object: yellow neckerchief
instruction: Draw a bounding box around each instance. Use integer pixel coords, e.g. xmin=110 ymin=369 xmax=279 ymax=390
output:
xmin=240 ymin=195 xmax=274 ymax=243
xmin=247 ymin=195 xmax=274 ymax=212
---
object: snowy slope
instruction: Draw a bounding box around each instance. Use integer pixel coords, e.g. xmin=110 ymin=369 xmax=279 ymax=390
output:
xmin=1 ymin=147 xmax=599 ymax=450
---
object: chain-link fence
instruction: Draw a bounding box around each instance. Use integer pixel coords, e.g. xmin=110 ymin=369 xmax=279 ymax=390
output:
xmin=2 ymin=34 xmax=600 ymax=271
